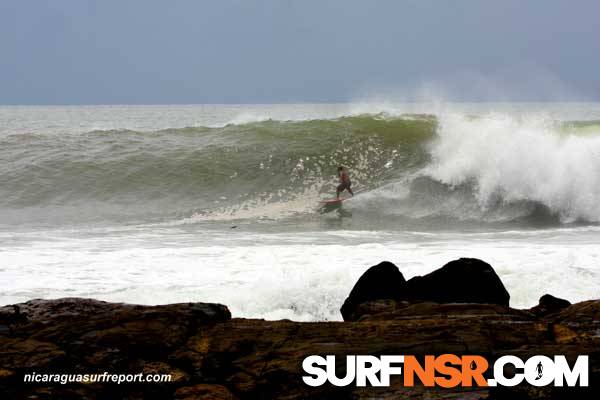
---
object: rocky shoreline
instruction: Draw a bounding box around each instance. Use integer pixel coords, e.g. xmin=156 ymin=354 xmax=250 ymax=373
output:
xmin=1 ymin=258 xmax=598 ymax=399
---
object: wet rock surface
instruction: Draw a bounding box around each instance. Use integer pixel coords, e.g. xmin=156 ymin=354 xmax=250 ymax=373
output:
xmin=1 ymin=260 xmax=598 ymax=399
xmin=530 ymin=294 xmax=572 ymax=316
xmin=340 ymin=261 xmax=406 ymax=321
xmin=341 ymin=258 xmax=510 ymax=321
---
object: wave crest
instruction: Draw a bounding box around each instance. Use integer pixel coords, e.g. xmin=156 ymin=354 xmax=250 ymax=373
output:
xmin=426 ymin=113 xmax=600 ymax=222
xmin=2 ymin=112 xmax=600 ymax=226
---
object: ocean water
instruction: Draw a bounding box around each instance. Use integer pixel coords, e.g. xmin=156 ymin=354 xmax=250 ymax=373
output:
xmin=1 ymin=103 xmax=600 ymax=320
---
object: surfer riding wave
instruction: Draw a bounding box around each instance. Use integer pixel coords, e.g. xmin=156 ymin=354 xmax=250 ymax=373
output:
xmin=336 ymin=166 xmax=354 ymax=199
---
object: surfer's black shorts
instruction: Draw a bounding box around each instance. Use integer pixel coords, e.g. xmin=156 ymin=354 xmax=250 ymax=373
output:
xmin=337 ymin=180 xmax=351 ymax=191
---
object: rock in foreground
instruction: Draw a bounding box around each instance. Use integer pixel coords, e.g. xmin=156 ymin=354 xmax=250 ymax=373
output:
xmin=341 ymin=258 xmax=510 ymax=321
xmin=404 ymin=258 xmax=510 ymax=306
xmin=340 ymin=261 xmax=406 ymax=321
xmin=530 ymin=293 xmax=572 ymax=316
xmin=1 ymin=297 xmax=598 ymax=399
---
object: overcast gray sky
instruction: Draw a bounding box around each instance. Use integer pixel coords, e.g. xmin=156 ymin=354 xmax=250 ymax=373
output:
xmin=1 ymin=0 xmax=599 ymax=104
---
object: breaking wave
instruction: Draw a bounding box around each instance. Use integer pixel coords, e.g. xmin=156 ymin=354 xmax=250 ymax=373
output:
xmin=2 ymin=112 xmax=600 ymax=227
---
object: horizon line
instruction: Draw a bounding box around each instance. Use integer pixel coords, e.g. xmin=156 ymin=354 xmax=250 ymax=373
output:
xmin=1 ymin=100 xmax=599 ymax=107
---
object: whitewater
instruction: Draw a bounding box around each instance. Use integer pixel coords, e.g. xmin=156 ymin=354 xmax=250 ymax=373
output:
xmin=1 ymin=103 xmax=600 ymax=320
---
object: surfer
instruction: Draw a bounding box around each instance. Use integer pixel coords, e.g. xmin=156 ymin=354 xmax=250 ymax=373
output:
xmin=336 ymin=166 xmax=354 ymax=199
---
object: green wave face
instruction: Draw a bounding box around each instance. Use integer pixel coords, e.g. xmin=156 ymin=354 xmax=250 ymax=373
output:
xmin=3 ymin=112 xmax=600 ymax=227
xmin=0 ymin=115 xmax=436 ymax=224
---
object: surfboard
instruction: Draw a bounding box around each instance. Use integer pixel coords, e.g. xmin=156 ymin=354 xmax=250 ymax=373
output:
xmin=319 ymin=190 xmax=361 ymax=207
xmin=319 ymin=198 xmax=345 ymax=205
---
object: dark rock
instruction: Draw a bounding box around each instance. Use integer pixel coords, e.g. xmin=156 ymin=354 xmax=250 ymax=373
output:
xmin=404 ymin=258 xmax=510 ymax=306
xmin=351 ymin=299 xmax=409 ymax=321
xmin=340 ymin=261 xmax=406 ymax=321
xmin=0 ymin=304 xmax=28 ymax=332
xmin=0 ymin=338 xmax=66 ymax=369
xmin=530 ymin=293 xmax=571 ymax=316
xmin=357 ymin=302 xmax=529 ymax=322
xmin=341 ymin=258 xmax=510 ymax=321
xmin=175 ymin=384 xmax=237 ymax=400
xmin=193 ymin=301 xmax=599 ymax=399
xmin=0 ymin=293 xmax=598 ymax=398
xmin=141 ymin=361 xmax=189 ymax=383
xmin=0 ymin=298 xmax=231 ymax=399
